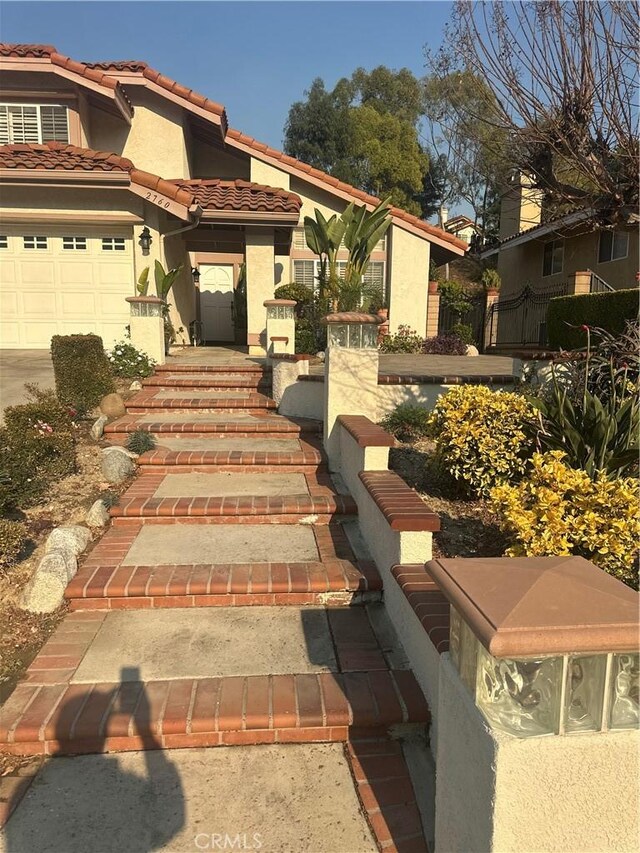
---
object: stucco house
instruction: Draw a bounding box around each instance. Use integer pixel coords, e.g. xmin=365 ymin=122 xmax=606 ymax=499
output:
xmin=484 ymin=174 xmax=639 ymax=298
xmin=0 ymin=43 xmax=466 ymax=353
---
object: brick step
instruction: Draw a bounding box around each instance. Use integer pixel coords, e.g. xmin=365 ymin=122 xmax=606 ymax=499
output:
xmin=105 ymin=415 xmax=321 ymax=436
xmin=155 ymin=363 xmax=270 ymax=374
xmin=110 ymin=494 xmax=357 ymax=521
xmin=0 ymin=670 xmax=429 ymax=756
xmin=142 ymin=375 xmax=272 ymax=390
xmin=66 ymin=559 xmax=381 ymax=610
xmin=125 ymin=392 xmax=277 ymax=412
xmin=137 ymin=448 xmax=324 ymax=470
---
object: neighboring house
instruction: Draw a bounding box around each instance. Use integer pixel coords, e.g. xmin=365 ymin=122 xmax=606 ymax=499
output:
xmin=483 ymin=174 xmax=639 ymax=298
xmin=0 ymin=44 xmax=466 ymax=352
xmin=443 ymin=215 xmax=480 ymax=247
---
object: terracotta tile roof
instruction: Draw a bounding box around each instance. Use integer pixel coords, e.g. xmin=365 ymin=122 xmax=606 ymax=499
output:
xmin=225 ymin=128 xmax=467 ymax=253
xmin=84 ymin=59 xmax=227 ymax=132
xmin=0 ymin=142 xmax=194 ymax=207
xmin=171 ymin=179 xmax=301 ymax=214
xmin=0 ymin=43 xmax=133 ymax=116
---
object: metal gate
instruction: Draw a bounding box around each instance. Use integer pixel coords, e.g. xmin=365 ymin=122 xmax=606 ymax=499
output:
xmin=490 ymin=282 xmax=568 ymax=347
xmin=438 ymin=295 xmax=486 ymax=350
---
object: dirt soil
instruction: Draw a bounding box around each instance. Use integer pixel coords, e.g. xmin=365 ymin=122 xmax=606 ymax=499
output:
xmin=389 ymin=440 xmax=507 ymax=561
xmin=0 ymin=416 xmax=134 ymax=702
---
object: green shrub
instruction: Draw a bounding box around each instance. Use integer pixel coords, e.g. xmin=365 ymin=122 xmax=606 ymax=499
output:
xmin=107 ymin=342 xmax=155 ymax=379
xmin=451 ymin=323 xmax=474 ymax=345
xmin=126 ymin=430 xmax=157 ymax=454
xmin=274 ymin=282 xmax=314 ymax=308
xmin=547 ymin=289 xmax=639 ymax=350
xmin=491 ymin=451 xmax=639 ymax=589
xmin=0 ymin=387 xmax=76 ymax=511
xmin=380 ymin=325 xmax=424 ymax=354
xmin=380 ymin=404 xmax=432 ymax=443
xmin=51 ymin=334 xmax=115 ymax=413
xmin=0 ymin=519 xmax=29 ymax=570
xmin=430 ymin=385 xmax=537 ymax=497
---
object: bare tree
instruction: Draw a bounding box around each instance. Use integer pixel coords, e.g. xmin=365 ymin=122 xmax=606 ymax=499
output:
xmin=429 ymin=0 xmax=639 ymax=220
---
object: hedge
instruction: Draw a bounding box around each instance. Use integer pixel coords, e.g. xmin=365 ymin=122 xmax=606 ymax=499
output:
xmin=547 ymin=288 xmax=639 ymax=350
xmin=51 ymin=334 xmax=115 ymax=413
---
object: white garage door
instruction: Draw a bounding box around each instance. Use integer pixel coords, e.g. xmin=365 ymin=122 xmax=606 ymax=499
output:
xmin=0 ymin=225 xmax=135 ymax=349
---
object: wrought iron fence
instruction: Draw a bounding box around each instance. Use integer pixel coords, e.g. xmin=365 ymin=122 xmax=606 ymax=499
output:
xmin=438 ymin=295 xmax=486 ymax=350
xmin=490 ymin=281 xmax=569 ymax=347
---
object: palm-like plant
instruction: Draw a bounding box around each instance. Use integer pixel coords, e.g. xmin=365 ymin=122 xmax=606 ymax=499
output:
xmin=342 ymin=198 xmax=392 ymax=292
xmin=154 ymin=260 xmax=183 ymax=300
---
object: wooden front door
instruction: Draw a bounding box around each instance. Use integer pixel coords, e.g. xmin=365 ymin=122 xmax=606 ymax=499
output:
xmin=199 ymin=264 xmax=235 ymax=342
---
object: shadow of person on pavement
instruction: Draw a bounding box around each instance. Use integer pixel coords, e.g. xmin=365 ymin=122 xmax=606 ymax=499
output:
xmin=2 ymin=667 xmax=185 ymax=853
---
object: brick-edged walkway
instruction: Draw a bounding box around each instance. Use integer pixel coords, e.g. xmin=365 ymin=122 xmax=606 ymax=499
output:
xmin=1 ymin=357 xmax=432 ymax=850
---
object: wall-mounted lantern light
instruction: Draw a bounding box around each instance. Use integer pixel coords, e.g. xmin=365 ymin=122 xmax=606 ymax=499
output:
xmin=138 ymin=226 xmax=152 ymax=256
xmin=191 ymin=267 xmax=201 ymax=285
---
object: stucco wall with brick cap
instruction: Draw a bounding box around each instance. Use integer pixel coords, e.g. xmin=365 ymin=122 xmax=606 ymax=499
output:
xmin=322 ymin=313 xmax=383 ymax=325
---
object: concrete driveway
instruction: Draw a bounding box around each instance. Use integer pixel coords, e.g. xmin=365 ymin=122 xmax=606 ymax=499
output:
xmin=0 ymin=349 xmax=55 ymax=419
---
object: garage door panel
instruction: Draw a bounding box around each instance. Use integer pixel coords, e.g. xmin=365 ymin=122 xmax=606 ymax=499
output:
xmin=0 ymin=226 xmax=134 ymax=348
xmin=20 ymin=262 xmax=56 ymax=286
xmin=23 ymin=292 xmax=57 ymax=316
xmin=60 ymin=292 xmax=97 ymax=316
xmin=0 ymin=291 xmax=18 ymax=316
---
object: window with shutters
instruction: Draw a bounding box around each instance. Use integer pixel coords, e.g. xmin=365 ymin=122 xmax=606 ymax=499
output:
xmin=23 ymin=236 xmax=48 ymax=250
xmin=293 ymin=260 xmax=315 ymax=289
xmin=102 ymin=237 xmax=126 ymax=251
xmin=0 ymin=104 xmax=69 ymax=144
xmin=62 ymin=236 xmax=87 ymax=251
xmin=293 ymin=258 xmax=385 ymax=298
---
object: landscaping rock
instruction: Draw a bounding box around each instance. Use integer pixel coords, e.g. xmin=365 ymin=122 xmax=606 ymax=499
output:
xmin=90 ymin=415 xmax=108 ymax=440
xmin=99 ymin=392 xmax=126 ymax=419
xmin=466 ymin=345 xmax=480 ymax=357
xmin=103 ymin=445 xmax=138 ymax=460
xmin=22 ymin=549 xmax=78 ymax=613
xmin=86 ymin=499 xmax=110 ymax=528
xmin=101 ymin=447 xmax=136 ymax=483
xmin=45 ymin=525 xmax=91 ymax=558
xmin=129 ymin=380 xmax=143 ymax=391
xmin=316 ymin=352 xmax=325 ymax=362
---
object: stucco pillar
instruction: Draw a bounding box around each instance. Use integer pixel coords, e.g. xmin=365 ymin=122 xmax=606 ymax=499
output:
xmin=483 ymin=288 xmax=500 ymax=350
xmin=245 ymin=227 xmax=275 ymax=355
xmin=425 ymin=281 xmax=440 ymax=338
xmin=428 ymin=555 xmax=639 ymax=853
xmin=569 ymin=270 xmax=592 ymax=295
xmin=264 ymin=299 xmax=296 ymax=355
xmin=126 ymin=296 xmax=165 ymax=365
xmin=322 ymin=313 xmax=382 ymax=471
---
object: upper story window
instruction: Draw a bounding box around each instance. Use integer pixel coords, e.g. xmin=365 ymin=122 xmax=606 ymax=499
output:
xmin=292 ymin=228 xmax=386 ymax=253
xmin=598 ymin=230 xmax=629 ymax=263
xmin=542 ymin=239 xmax=564 ymax=277
xmin=0 ymin=104 xmax=69 ymax=145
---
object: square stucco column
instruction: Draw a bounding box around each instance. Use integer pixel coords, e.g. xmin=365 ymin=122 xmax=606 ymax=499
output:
xmin=388 ymin=224 xmax=429 ymax=335
xmin=245 ymin=227 xmax=275 ymax=355
xmin=322 ymin=313 xmax=382 ymax=471
xmin=126 ymin=296 xmax=165 ymax=364
xmin=430 ymin=556 xmax=639 ymax=853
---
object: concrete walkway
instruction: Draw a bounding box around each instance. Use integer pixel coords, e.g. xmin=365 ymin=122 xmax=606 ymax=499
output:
xmin=1 ymin=353 xmax=431 ymax=852
xmin=0 ymin=350 xmax=55 ymax=420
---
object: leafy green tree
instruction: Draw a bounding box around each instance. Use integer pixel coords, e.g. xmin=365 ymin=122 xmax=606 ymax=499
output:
xmin=284 ymin=67 xmax=430 ymax=217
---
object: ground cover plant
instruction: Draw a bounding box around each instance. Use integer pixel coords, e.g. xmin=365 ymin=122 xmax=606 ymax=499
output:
xmin=380 ymin=404 xmax=432 ymax=442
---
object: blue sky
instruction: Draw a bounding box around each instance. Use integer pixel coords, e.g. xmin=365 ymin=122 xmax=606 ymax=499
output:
xmin=1 ymin=1 xmax=452 ymax=148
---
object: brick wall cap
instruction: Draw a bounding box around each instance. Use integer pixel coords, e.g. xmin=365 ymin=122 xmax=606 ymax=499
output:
xmin=126 ymin=295 xmax=164 ymax=304
xmin=426 ymin=555 xmax=640 ymax=658
xmin=270 ymin=353 xmax=312 ymax=362
xmin=338 ymin=415 xmax=395 ymax=447
xmin=321 ymin=312 xmax=383 ymax=325
xmin=264 ymin=299 xmax=297 ymax=307
xmin=359 ymin=471 xmax=440 ymax=531
xmin=428 ymin=281 xmax=439 ymax=294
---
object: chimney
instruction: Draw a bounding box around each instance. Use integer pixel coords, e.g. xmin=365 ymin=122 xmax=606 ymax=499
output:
xmin=498 ymin=173 xmax=543 ymax=241
xmin=439 ymin=206 xmax=449 ymax=228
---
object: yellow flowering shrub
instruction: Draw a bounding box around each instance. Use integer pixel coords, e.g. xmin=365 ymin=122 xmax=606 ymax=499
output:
xmin=490 ymin=451 xmax=640 ymax=588
xmin=429 ymin=385 xmax=537 ymax=496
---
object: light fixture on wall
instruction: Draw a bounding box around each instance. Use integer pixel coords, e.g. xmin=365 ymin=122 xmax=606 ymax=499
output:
xmin=138 ymin=226 xmax=152 ymax=256
xmin=191 ymin=267 xmax=201 ymax=285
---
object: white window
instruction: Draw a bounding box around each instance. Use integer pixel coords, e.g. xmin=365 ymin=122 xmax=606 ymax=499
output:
xmin=0 ymin=104 xmax=69 ymax=145
xmin=293 ymin=258 xmax=385 ymax=297
xmin=0 ymin=236 xmax=8 ymax=249
xmin=542 ymin=239 xmax=564 ymax=276
xmin=363 ymin=261 xmax=385 ymax=289
xmin=62 ymin=236 xmax=87 ymax=251
xmin=293 ymin=260 xmax=315 ymax=289
xmin=23 ymin=236 xmax=48 ymax=250
xmin=293 ymin=228 xmax=307 ymax=250
xmin=102 ymin=237 xmax=126 ymax=251
xmin=598 ymin=231 xmax=629 ymax=263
